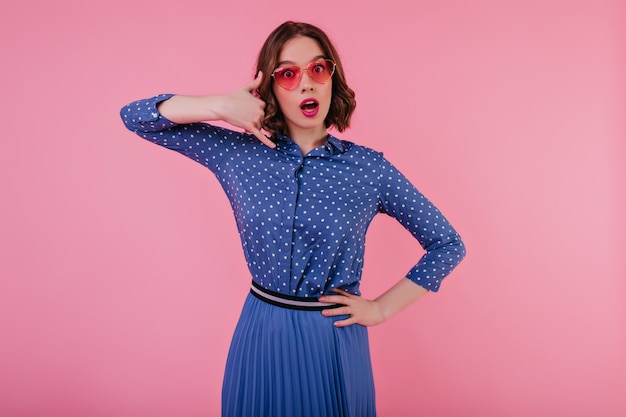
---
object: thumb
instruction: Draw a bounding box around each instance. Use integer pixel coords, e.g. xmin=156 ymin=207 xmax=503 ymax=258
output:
xmin=245 ymin=71 xmax=263 ymax=92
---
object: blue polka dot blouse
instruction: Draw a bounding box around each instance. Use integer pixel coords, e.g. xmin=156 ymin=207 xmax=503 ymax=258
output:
xmin=121 ymin=94 xmax=466 ymax=296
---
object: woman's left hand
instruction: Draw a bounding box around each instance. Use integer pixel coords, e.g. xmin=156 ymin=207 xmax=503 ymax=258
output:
xmin=319 ymin=289 xmax=386 ymax=327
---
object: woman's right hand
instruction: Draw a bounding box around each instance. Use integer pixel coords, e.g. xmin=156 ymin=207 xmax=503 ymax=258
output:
xmin=218 ymin=72 xmax=275 ymax=148
xmin=156 ymin=73 xmax=275 ymax=149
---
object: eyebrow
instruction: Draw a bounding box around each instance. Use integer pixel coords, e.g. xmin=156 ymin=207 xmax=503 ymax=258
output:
xmin=276 ymin=55 xmax=326 ymax=67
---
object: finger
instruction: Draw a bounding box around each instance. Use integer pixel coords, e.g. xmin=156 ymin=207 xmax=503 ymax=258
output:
xmin=321 ymin=306 xmax=351 ymax=317
xmin=248 ymin=127 xmax=276 ymax=149
xmin=333 ymin=316 xmax=357 ymax=328
xmin=318 ymin=294 xmax=351 ymax=304
xmin=245 ymin=71 xmax=263 ymax=92
xmin=330 ymin=288 xmax=353 ymax=296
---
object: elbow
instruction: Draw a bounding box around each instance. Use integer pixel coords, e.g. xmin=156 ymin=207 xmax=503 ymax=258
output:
xmin=450 ymin=234 xmax=467 ymax=265
xmin=119 ymin=104 xmax=137 ymax=132
xmin=430 ymin=233 xmax=466 ymax=268
xmin=456 ymin=234 xmax=467 ymax=259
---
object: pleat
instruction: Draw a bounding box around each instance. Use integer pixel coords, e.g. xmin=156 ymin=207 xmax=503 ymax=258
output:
xmin=222 ymin=293 xmax=376 ymax=417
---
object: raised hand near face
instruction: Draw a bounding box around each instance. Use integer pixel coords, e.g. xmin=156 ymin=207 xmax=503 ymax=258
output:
xmin=219 ymin=71 xmax=275 ymax=148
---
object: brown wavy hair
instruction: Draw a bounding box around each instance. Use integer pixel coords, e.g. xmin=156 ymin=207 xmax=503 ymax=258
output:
xmin=255 ymin=21 xmax=356 ymax=136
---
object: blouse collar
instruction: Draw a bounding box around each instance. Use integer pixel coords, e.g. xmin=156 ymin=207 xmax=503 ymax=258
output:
xmin=273 ymin=132 xmax=346 ymax=155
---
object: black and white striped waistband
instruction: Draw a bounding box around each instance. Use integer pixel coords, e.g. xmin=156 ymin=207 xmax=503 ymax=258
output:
xmin=250 ymin=281 xmax=342 ymax=311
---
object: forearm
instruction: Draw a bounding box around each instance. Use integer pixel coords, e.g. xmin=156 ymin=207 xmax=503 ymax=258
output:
xmin=156 ymin=94 xmax=224 ymax=124
xmin=375 ymin=277 xmax=429 ymax=322
xmin=155 ymin=77 xmax=271 ymax=147
xmin=123 ymin=72 xmax=271 ymax=146
xmin=320 ymin=277 xmax=429 ymax=327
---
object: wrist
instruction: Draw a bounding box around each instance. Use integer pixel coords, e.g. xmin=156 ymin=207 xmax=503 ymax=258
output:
xmin=201 ymin=94 xmax=224 ymax=121
xmin=372 ymin=299 xmax=388 ymax=325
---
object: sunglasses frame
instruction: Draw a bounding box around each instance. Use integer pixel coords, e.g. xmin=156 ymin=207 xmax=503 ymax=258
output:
xmin=271 ymin=59 xmax=336 ymax=91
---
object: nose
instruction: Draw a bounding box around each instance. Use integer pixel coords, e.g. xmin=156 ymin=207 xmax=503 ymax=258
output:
xmin=300 ymin=70 xmax=314 ymax=91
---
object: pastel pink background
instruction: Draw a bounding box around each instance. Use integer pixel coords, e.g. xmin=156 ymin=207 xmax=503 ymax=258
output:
xmin=1 ymin=0 xmax=624 ymax=416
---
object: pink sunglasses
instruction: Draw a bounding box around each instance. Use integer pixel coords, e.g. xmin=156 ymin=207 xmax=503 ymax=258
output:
xmin=271 ymin=59 xmax=336 ymax=90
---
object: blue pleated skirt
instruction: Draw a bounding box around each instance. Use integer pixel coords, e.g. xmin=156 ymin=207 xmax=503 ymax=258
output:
xmin=222 ymin=292 xmax=376 ymax=417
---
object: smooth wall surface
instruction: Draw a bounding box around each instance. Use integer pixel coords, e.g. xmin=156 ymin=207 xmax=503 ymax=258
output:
xmin=1 ymin=1 xmax=624 ymax=416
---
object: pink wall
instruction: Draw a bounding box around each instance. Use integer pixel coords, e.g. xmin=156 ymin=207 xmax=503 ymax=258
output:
xmin=1 ymin=1 xmax=624 ymax=416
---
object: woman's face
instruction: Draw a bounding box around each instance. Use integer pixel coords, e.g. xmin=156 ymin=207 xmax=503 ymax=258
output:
xmin=272 ymin=36 xmax=333 ymax=138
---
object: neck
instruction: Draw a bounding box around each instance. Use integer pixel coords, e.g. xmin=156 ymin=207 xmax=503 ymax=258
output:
xmin=287 ymin=126 xmax=329 ymax=155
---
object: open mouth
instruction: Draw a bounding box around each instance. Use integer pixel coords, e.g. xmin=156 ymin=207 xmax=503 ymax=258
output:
xmin=300 ymin=99 xmax=319 ymax=117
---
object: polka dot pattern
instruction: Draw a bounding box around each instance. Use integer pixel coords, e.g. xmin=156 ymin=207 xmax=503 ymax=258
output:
xmin=121 ymin=94 xmax=466 ymax=295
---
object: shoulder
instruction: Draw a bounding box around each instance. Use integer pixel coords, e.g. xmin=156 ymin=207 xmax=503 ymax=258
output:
xmin=335 ymin=136 xmax=385 ymax=161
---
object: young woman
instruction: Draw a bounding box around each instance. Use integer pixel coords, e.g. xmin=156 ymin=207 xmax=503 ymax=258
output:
xmin=121 ymin=21 xmax=465 ymax=417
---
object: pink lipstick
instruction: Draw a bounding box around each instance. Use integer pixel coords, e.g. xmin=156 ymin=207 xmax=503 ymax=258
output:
xmin=300 ymin=98 xmax=319 ymax=117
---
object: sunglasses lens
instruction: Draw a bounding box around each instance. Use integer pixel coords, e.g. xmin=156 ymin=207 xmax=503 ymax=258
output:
xmin=274 ymin=67 xmax=301 ymax=90
xmin=308 ymin=60 xmax=335 ymax=84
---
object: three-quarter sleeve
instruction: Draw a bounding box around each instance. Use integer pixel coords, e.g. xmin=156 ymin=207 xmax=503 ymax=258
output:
xmin=120 ymin=94 xmax=177 ymax=133
xmin=377 ymin=157 xmax=466 ymax=292
xmin=120 ymin=94 xmax=248 ymax=173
